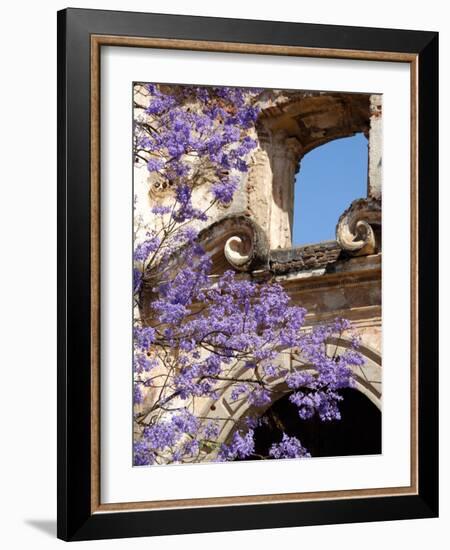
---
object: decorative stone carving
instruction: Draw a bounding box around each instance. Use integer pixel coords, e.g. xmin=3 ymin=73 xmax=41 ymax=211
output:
xmin=336 ymin=198 xmax=381 ymax=256
xmin=198 ymin=215 xmax=268 ymax=272
xmin=224 ymin=236 xmax=251 ymax=268
xmin=148 ymin=174 xmax=175 ymax=199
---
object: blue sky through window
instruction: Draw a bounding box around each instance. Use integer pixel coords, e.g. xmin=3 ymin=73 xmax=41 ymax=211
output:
xmin=292 ymin=133 xmax=368 ymax=246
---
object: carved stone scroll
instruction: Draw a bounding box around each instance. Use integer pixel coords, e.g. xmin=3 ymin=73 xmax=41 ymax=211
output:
xmin=198 ymin=215 xmax=269 ymax=272
xmin=336 ymin=198 xmax=381 ymax=256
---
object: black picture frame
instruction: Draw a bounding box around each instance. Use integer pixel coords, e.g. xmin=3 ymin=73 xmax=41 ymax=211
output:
xmin=57 ymin=7 xmax=438 ymax=541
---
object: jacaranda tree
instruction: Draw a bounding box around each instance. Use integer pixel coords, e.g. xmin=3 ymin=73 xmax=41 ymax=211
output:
xmin=132 ymin=83 xmax=364 ymax=466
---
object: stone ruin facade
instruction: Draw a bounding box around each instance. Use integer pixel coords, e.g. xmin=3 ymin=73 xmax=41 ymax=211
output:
xmin=134 ymin=86 xmax=382 ymax=452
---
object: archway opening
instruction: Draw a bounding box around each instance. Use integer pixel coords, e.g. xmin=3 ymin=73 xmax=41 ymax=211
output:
xmin=236 ymin=387 xmax=381 ymax=460
xmin=292 ymin=133 xmax=368 ymax=246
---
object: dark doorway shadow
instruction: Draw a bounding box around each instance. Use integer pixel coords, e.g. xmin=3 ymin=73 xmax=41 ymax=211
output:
xmin=239 ymin=387 xmax=381 ymax=459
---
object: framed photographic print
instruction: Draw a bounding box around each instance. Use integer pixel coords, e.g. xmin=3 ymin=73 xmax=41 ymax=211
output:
xmin=57 ymin=8 xmax=439 ymax=541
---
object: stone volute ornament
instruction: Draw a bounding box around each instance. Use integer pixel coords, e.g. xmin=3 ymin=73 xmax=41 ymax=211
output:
xmin=336 ymin=198 xmax=381 ymax=256
xmin=198 ymin=215 xmax=269 ymax=272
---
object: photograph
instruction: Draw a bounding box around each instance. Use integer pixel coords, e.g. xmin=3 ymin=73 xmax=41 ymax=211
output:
xmin=0 ymin=1 xmax=443 ymax=547
xmin=54 ymin=7 xmax=439 ymax=541
xmin=132 ymin=82 xmax=383 ymax=466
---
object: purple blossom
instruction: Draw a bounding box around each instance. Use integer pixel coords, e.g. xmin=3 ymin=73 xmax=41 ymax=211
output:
xmin=134 ymin=326 xmax=156 ymax=351
xmin=134 ymin=384 xmax=143 ymax=405
xmin=134 ymin=353 xmax=155 ymax=374
xmin=286 ymin=371 xmax=315 ymax=389
xmin=269 ymin=434 xmax=311 ymax=459
xmin=133 ymin=268 xmax=143 ymax=294
xmin=134 ymin=236 xmax=160 ymax=262
xmin=289 ymin=390 xmax=344 ymax=422
xmin=183 ymin=439 xmax=200 ymax=456
xmin=145 ymin=94 xmax=176 ymax=115
xmin=134 ymin=83 xmax=260 ymax=220
xmin=218 ymin=429 xmax=255 ymax=460
xmin=171 ymin=410 xmax=199 ymax=434
xmin=211 ymin=177 xmax=239 ymax=204
xmin=151 ymin=205 xmax=172 ymax=216
xmin=146 ymin=157 xmax=164 ymax=172
xmin=134 ymin=440 xmax=156 ymax=466
xmin=172 ymin=184 xmax=208 ymax=223
xmin=244 ymin=416 xmax=264 ymax=429
xmin=202 ymin=421 xmax=220 ymax=440
xmin=143 ymin=421 xmax=180 ymax=450
xmin=230 ymin=384 xmax=249 ymax=401
xmin=248 ymin=388 xmax=272 ymax=407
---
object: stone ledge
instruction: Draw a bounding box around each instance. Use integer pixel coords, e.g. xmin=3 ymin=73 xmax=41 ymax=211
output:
xmin=269 ymin=240 xmax=342 ymax=274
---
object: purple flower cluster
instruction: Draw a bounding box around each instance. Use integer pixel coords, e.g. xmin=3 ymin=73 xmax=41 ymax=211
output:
xmin=269 ymin=434 xmax=311 ymax=459
xmin=134 ymin=83 xmax=260 ymax=211
xmin=133 ymin=235 xmax=160 ymax=263
xmin=133 ymin=268 xmax=143 ymax=294
xmin=133 ymin=245 xmax=360 ymax=463
xmin=289 ymin=390 xmax=344 ymax=421
xmin=211 ymin=175 xmax=239 ymax=204
xmin=133 ymin=440 xmax=156 ymax=466
xmin=218 ymin=429 xmax=255 ymax=460
xmin=146 ymin=157 xmax=164 ymax=172
xmin=172 ymin=184 xmax=208 ymax=223
xmin=134 ymin=326 xmax=156 ymax=351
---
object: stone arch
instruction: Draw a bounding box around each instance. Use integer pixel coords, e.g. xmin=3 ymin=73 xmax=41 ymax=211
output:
xmin=326 ymin=337 xmax=382 ymax=409
xmin=196 ymin=337 xmax=382 ymax=456
xmin=246 ymin=91 xmax=382 ymax=249
xmin=246 ymin=386 xmax=381 ymax=459
xmin=291 ymin=133 xmax=369 ymax=246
